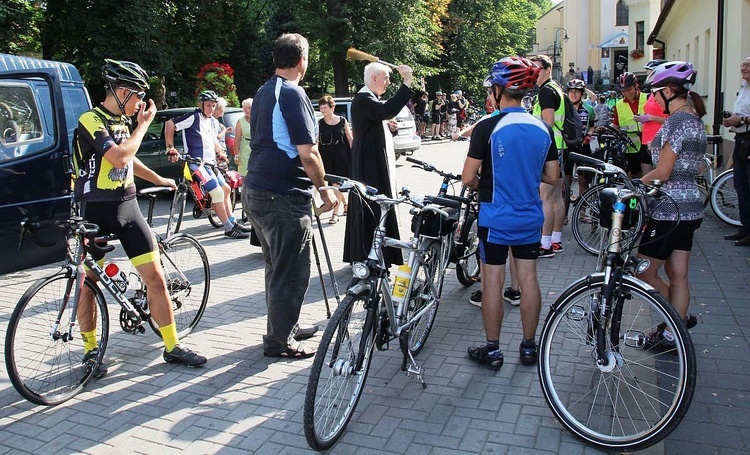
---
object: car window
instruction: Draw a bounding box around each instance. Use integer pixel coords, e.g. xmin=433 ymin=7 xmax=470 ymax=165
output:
xmin=222 ymin=111 xmax=243 ymax=132
xmin=0 ymin=81 xmax=52 ymax=162
xmin=145 ymin=115 xmax=171 ymax=141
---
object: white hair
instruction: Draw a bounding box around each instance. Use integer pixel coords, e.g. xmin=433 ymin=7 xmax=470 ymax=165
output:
xmin=364 ymin=62 xmax=391 ymax=85
xmin=216 ymin=97 xmax=228 ymax=109
xmin=241 ymin=98 xmax=253 ymax=107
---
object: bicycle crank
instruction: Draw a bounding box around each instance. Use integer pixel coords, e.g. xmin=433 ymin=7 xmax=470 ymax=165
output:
xmin=119 ymin=307 xmax=146 ymax=334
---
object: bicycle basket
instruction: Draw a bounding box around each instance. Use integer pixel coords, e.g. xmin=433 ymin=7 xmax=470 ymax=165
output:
xmin=411 ymin=208 xmax=458 ymax=238
xmin=598 ymin=187 xmax=639 ymax=230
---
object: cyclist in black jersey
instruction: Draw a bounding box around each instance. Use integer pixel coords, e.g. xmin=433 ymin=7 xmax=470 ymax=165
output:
xmin=75 ymin=60 xmax=207 ymax=374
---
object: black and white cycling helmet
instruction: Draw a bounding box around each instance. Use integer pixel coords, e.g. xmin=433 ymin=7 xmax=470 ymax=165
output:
xmin=198 ymin=90 xmax=219 ymax=102
xmin=566 ymin=78 xmax=586 ymax=91
xmin=102 ymin=59 xmax=150 ymax=91
xmin=644 ymin=59 xmax=666 ymax=71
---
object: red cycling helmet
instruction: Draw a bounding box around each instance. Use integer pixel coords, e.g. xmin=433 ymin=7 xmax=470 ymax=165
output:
xmin=484 ymin=57 xmax=540 ymax=90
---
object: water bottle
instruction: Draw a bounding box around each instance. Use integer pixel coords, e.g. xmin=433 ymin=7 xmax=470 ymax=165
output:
xmin=104 ymin=263 xmax=128 ymax=293
xmin=391 ymin=264 xmax=412 ymax=305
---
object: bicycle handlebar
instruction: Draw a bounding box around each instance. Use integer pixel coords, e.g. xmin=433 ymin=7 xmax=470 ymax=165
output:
xmin=405 ymin=157 xmax=461 ymax=181
xmin=167 ymin=152 xmax=204 ymax=166
xmin=568 ymin=152 xmax=662 ymax=198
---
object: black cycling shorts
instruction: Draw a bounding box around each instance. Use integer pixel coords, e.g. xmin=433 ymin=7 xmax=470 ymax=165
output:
xmin=81 ymin=198 xmax=158 ymax=265
xmin=637 ymin=218 xmax=702 ymax=260
xmin=478 ymin=229 xmax=540 ymax=265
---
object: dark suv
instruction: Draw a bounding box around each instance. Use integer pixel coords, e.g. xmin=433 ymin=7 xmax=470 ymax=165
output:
xmin=135 ymin=107 xmax=243 ymax=184
xmin=1 ymin=53 xmax=91 ymax=274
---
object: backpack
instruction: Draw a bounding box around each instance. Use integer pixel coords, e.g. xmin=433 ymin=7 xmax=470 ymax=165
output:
xmin=559 ymin=94 xmax=583 ymax=147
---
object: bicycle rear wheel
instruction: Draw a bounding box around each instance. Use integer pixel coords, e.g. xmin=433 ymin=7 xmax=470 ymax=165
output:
xmin=148 ymin=233 xmax=210 ymax=338
xmin=455 ymin=211 xmax=480 ymax=286
xmin=571 ymin=184 xmax=645 ymax=255
xmin=166 ymin=187 xmax=186 ymax=238
xmin=538 ymin=274 xmax=696 ymax=452
xmin=407 ymin=240 xmax=442 ymax=356
xmin=710 ymin=169 xmax=741 ymax=226
xmin=304 ymin=289 xmax=376 ymax=451
xmin=5 ymin=274 xmax=109 ymax=406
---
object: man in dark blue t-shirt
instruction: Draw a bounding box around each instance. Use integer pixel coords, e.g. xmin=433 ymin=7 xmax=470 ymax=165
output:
xmin=242 ymin=33 xmax=337 ymax=359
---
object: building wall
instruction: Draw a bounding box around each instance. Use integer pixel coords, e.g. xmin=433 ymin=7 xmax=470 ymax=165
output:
xmin=654 ymin=0 xmax=750 ymax=145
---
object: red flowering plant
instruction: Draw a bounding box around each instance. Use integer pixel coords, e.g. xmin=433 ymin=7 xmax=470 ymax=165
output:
xmin=196 ymin=62 xmax=239 ymax=107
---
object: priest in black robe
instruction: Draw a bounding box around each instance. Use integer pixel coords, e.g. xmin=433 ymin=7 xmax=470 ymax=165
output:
xmin=343 ymin=62 xmax=415 ymax=267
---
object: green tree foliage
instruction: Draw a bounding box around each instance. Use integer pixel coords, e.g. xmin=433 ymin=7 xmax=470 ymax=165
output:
xmin=0 ymin=0 xmax=42 ymax=55
xmin=438 ymin=0 xmax=551 ymax=100
xmin=42 ymin=0 xmax=240 ymax=105
xmin=4 ymin=0 xmax=552 ymax=106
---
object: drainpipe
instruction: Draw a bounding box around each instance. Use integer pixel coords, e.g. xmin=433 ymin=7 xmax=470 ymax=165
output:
xmin=713 ymin=0 xmax=725 ymax=137
xmin=653 ymin=38 xmax=666 ymax=56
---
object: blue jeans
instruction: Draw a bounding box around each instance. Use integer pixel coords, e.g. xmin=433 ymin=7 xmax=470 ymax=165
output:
xmin=243 ymin=189 xmax=312 ymax=354
xmin=733 ymin=134 xmax=750 ymax=232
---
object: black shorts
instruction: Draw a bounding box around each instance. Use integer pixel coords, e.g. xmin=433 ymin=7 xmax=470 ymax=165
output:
xmin=80 ymin=198 xmax=157 ymax=264
xmin=431 ymin=113 xmax=441 ymax=124
xmin=478 ymin=229 xmax=540 ymax=265
xmin=637 ymin=218 xmax=702 ymax=260
xmin=639 ymin=144 xmax=652 ymax=165
xmin=626 ymin=152 xmax=642 ymax=174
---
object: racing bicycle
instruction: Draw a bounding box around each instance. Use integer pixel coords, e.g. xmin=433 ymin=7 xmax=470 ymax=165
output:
xmin=4 ymin=187 xmax=210 ymax=406
xmin=165 ymin=153 xmax=240 ymax=238
xmin=539 ymin=152 xmax=696 ymax=452
xmin=303 ymin=175 xmax=460 ymax=450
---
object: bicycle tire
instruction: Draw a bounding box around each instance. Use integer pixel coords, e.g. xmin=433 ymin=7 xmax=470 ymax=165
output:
xmin=455 ymin=211 xmax=480 ymax=286
xmin=407 ymin=240 xmax=442 ymax=356
xmin=166 ymin=187 xmax=186 ymax=238
xmin=304 ymin=288 xmax=376 ymax=450
xmin=5 ymin=273 xmax=109 ymax=406
xmin=710 ymin=169 xmax=741 ymax=226
xmin=538 ymin=274 xmax=696 ymax=452
xmin=571 ymin=184 xmax=645 ymax=255
xmin=207 ymin=209 xmax=222 ymax=228
xmin=147 ymin=233 xmax=210 ymax=338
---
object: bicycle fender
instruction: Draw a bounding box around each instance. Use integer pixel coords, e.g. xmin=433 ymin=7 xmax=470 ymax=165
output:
xmin=347 ymin=281 xmax=371 ymax=296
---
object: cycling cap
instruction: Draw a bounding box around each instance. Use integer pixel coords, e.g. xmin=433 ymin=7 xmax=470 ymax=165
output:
xmin=199 ymin=90 xmax=219 ymax=102
xmin=644 ymin=61 xmax=697 ymax=90
xmin=617 ymin=72 xmax=638 ymax=89
xmin=566 ymin=79 xmax=586 ymax=90
xmin=644 ymin=59 xmax=666 ymax=71
xmin=485 ymin=56 xmax=539 ymax=90
xmin=102 ymin=59 xmax=150 ymax=91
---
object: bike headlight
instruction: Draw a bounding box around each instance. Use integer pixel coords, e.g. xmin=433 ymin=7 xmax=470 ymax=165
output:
xmin=635 ymin=258 xmax=650 ymax=274
xmin=352 ymin=262 xmax=370 ymax=279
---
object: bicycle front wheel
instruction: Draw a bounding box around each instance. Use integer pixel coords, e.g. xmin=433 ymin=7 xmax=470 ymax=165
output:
xmin=166 ymin=187 xmax=186 ymax=238
xmin=149 ymin=233 xmax=210 ymax=338
xmin=304 ymin=289 xmax=376 ymax=451
xmin=538 ymin=274 xmax=696 ymax=452
xmin=5 ymin=274 xmax=109 ymax=406
xmin=710 ymin=170 xmax=741 ymax=226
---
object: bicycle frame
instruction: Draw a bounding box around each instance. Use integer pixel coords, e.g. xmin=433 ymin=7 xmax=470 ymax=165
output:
xmin=51 ymin=225 xmax=145 ymax=345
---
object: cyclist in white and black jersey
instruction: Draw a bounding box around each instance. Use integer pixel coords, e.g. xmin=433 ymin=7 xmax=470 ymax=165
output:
xmin=165 ymin=91 xmax=250 ymax=239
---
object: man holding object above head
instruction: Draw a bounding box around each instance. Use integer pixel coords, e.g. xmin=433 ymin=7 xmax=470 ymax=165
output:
xmin=343 ymin=62 xmax=415 ymax=267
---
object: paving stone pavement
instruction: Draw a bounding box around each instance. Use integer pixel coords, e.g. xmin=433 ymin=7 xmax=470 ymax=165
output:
xmin=0 ymin=139 xmax=748 ymax=454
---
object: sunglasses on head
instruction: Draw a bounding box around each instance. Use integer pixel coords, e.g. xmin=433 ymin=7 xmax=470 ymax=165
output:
xmin=650 ymin=86 xmax=667 ymax=95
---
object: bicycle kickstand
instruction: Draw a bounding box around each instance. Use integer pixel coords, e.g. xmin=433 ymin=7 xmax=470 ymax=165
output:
xmin=399 ymin=332 xmax=427 ymax=389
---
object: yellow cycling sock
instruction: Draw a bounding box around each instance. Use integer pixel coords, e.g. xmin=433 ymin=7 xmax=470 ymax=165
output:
xmin=159 ymin=323 xmax=180 ymax=352
xmin=81 ymin=328 xmax=98 ymax=353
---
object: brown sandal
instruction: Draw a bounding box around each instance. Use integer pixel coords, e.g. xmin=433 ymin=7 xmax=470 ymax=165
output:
xmin=264 ymin=341 xmax=316 ymax=359
xmin=329 ymin=214 xmax=339 ymax=224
